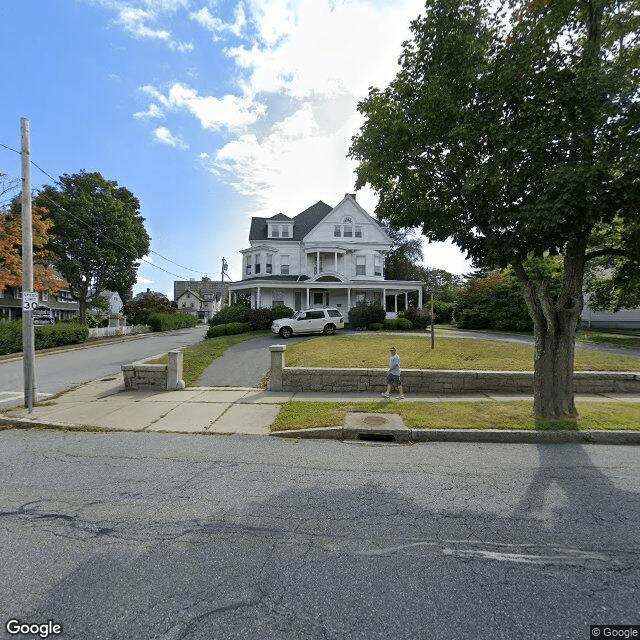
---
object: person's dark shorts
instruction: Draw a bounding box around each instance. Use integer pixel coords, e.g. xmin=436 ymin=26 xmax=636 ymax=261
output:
xmin=386 ymin=373 xmax=401 ymax=386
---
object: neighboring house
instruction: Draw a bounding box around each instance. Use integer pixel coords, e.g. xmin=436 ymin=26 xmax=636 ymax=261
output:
xmin=91 ymin=290 xmax=123 ymax=316
xmin=133 ymin=288 xmax=168 ymax=302
xmin=0 ymin=285 xmax=79 ymax=322
xmin=173 ymin=277 xmax=224 ymax=322
xmin=581 ymin=296 xmax=640 ymax=329
xmin=227 ymin=194 xmax=424 ymax=316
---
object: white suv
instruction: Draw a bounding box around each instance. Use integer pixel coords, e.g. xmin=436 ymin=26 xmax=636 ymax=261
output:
xmin=271 ymin=308 xmax=345 ymax=339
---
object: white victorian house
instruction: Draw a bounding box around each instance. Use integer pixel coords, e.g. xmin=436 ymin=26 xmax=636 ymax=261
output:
xmin=227 ymin=194 xmax=424 ymax=316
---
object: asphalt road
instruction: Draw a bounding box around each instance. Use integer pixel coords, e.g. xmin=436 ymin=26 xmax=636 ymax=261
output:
xmin=0 ymin=326 xmax=208 ymax=408
xmin=0 ymin=431 xmax=638 ymax=640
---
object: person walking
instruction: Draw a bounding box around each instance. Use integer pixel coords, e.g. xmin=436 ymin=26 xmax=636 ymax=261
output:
xmin=381 ymin=345 xmax=404 ymax=399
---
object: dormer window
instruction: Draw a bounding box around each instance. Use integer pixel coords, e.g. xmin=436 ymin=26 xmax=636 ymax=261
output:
xmin=268 ymin=223 xmax=292 ymax=238
xmin=337 ymin=217 xmax=356 ymax=238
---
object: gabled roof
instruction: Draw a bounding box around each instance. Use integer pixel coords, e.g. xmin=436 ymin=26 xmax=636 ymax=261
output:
xmin=268 ymin=213 xmax=292 ymax=221
xmin=249 ymin=201 xmax=333 ymax=242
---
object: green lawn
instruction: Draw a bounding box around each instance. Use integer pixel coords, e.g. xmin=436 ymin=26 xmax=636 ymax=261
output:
xmin=284 ymin=334 xmax=640 ymax=371
xmin=271 ymin=400 xmax=640 ymax=432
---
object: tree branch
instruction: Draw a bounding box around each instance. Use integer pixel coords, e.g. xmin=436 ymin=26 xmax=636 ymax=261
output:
xmin=585 ymin=247 xmax=633 ymax=262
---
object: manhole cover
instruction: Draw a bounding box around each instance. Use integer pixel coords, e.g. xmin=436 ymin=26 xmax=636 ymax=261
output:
xmin=363 ymin=415 xmax=387 ymax=427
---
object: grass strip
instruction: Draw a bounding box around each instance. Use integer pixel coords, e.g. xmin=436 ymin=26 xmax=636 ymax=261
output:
xmin=285 ymin=335 xmax=640 ymax=371
xmin=271 ymin=401 xmax=640 ymax=432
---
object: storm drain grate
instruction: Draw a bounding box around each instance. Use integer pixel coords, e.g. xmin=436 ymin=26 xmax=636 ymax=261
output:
xmin=356 ymin=433 xmax=397 ymax=443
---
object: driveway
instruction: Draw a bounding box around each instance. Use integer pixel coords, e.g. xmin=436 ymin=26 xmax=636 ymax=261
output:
xmin=194 ymin=333 xmax=328 ymax=387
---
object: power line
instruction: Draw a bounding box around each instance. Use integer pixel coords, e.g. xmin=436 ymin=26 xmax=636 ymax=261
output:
xmin=1 ymin=140 xmax=217 ymax=280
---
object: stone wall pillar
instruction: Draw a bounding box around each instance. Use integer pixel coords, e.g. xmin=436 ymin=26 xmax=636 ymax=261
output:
xmin=167 ymin=350 xmax=185 ymax=390
xmin=269 ymin=344 xmax=286 ymax=391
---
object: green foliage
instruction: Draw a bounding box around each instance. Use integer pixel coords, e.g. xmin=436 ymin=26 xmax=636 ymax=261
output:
xmin=34 ymin=171 xmax=150 ymax=322
xmin=209 ymin=303 xmax=250 ymax=327
xmin=249 ymin=307 xmax=274 ymax=331
xmin=432 ymin=301 xmax=456 ymax=324
xmin=272 ymin=304 xmax=294 ymax=321
xmin=454 ymin=265 xmax=563 ymax=331
xmin=348 ymin=300 xmax=386 ymax=329
xmin=123 ymin=294 xmax=173 ymax=326
xmin=383 ymin=319 xmax=399 ymax=330
xmin=368 ymin=322 xmax=383 ymax=331
xmin=0 ymin=320 xmax=88 ymax=355
xmin=397 ymin=318 xmax=413 ymax=331
xmin=206 ymin=324 xmax=227 ymax=338
xmin=206 ymin=322 xmax=251 ymax=337
xmin=147 ymin=313 xmax=198 ymax=332
xmin=403 ymin=307 xmax=431 ymax=329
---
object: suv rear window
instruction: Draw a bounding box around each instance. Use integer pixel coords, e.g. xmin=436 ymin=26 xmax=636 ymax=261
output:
xmin=309 ymin=311 xmax=325 ymax=319
xmin=327 ymin=309 xmax=342 ymax=317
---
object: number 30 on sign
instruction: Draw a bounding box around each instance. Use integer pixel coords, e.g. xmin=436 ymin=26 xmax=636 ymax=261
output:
xmin=22 ymin=292 xmax=39 ymax=310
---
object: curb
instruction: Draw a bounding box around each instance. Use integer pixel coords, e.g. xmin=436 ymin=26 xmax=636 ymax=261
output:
xmin=270 ymin=427 xmax=640 ymax=445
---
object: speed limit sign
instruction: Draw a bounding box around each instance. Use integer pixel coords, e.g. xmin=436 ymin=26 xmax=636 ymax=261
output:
xmin=22 ymin=291 xmax=39 ymax=310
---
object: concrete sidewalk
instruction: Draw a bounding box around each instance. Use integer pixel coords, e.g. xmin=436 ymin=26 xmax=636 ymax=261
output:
xmin=2 ymin=376 xmax=640 ymax=444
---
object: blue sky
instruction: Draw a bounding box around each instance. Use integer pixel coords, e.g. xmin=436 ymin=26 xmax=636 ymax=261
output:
xmin=1 ymin=0 xmax=472 ymax=299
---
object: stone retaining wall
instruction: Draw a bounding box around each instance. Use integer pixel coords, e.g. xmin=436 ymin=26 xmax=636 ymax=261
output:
xmin=122 ymin=350 xmax=185 ymax=391
xmin=268 ymin=346 xmax=640 ymax=394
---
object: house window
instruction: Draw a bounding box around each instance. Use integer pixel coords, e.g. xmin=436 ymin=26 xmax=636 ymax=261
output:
xmin=255 ymin=254 xmax=261 ymax=274
xmin=16 ymin=287 xmax=23 ymax=299
xmin=186 ymin=292 xmax=190 ymax=299
xmin=182 ymin=303 xmax=186 ymax=308
xmin=355 ymin=226 xmax=362 ymax=238
xmin=0 ymin=289 xmax=4 ymax=299
xmin=334 ymin=225 xmax=341 ymax=237
xmin=190 ymin=302 xmax=195 ymax=308
xmin=281 ymin=255 xmax=290 ymax=275
xmin=343 ymin=226 xmax=353 ymax=238
xmin=374 ymin=255 xmax=382 ymax=276
xmin=41 ymin=292 xmax=49 ymax=302
xmin=281 ymin=225 xmax=290 ymax=238
xmin=271 ymin=226 xmax=279 ymax=238
xmin=266 ymin=254 xmax=273 ymax=274
xmin=356 ymin=255 xmax=366 ymax=275
xmin=246 ymin=256 xmax=252 ymax=275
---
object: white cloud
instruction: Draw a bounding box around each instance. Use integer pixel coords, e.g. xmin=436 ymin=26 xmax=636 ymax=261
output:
xmin=134 ymin=103 xmax=163 ymax=119
xmin=142 ymin=82 xmax=266 ymax=132
xmin=94 ymin=0 xmax=194 ymax=50
xmin=190 ymin=4 xmax=246 ymax=38
xmin=153 ymin=126 xmax=189 ymax=149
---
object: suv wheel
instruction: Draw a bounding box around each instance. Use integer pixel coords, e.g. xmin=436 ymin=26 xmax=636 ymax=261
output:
xmin=279 ymin=326 xmax=293 ymax=339
xmin=323 ymin=323 xmax=336 ymax=336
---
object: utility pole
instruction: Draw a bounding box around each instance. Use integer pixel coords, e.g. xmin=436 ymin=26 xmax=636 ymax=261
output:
xmin=21 ymin=117 xmax=38 ymax=412
xmin=430 ymin=292 xmax=435 ymax=349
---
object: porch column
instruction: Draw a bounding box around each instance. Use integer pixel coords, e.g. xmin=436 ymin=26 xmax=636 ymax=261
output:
xmin=418 ymin=287 xmax=422 ymax=308
xmin=306 ymin=288 xmax=310 ymax=308
xmin=347 ymin=288 xmax=351 ymax=309
xmin=405 ymin=292 xmax=408 ymax=311
xmin=256 ymin=287 xmax=261 ymax=309
xmin=316 ymin=251 xmax=320 ymax=274
xmin=394 ymin=294 xmax=398 ymax=313
xmin=383 ymin=288 xmax=386 ymax=312
xmin=335 ymin=251 xmax=338 ymax=272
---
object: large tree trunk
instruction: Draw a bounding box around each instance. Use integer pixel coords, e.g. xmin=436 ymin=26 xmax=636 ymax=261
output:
xmin=513 ymin=248 xmax=585 ymax=421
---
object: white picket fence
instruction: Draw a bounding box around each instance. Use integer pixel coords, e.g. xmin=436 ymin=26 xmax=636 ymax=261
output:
xmin=88 ymin=325 xmax=150 ymax=339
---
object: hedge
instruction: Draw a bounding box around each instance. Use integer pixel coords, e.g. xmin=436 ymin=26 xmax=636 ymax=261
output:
xmin=206 ymin=322 xmax=252 ymax=338
xmin=383 ymin=318 xmax=399 ymax=330
xmin=397 ymin=318 xmax=413 ymax=331
xmin=368 ymin=322 xmax=383 ymax=331
xmin=0 ymin=321 xmax=89 ymax=355
xmin=209 ymin=304 xmax=250 ymax=327
xmin=147 ymin=313 xmax=198 ymax=332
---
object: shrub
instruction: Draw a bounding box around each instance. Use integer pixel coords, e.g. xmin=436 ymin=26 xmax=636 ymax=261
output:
xmin=403 ymin=307 xmax=431 ymax=329
xmin=368 ymin=322 xmax=383 ymax=331
xmin=397 ymin=318 xmax=413 ymax=331
xmin=249 ymin=307 xmax=273 ymax=330
xmin=148 ymin=313 xmax=198 ymax=332
xmin=225 ymin=322 xmax=252 ymax=335
xmin=206 ymin=324 xmax=226 ymax=338
xmin=123 ymin=293 xmax=174 ymax=325
xmin=272 ymin=304 xmax=294 ymax=320
xmin=383 ymin=318 xmax=399 ymax=330
xmin=209 ymin=303 xmax=250 ymax=327
xmin=0 ymin=321 xmax=89 ymax=355
xmin=348 ymin=300 xmax=386 ymax=329
xmin=432 ymin=300 xmax=456 ymax=324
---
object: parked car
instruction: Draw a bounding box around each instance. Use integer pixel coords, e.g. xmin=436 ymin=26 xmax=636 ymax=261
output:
xmin=271 ymin=307 xmax=345 ymax=339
